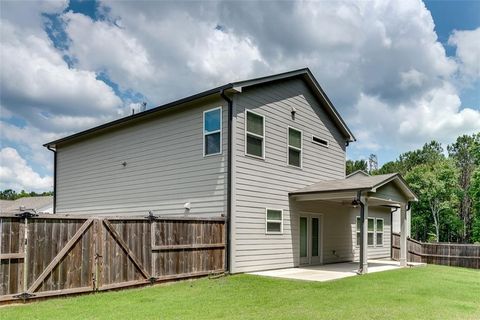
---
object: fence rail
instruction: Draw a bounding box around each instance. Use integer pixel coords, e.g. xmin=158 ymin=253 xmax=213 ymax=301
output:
xmin=392 ymin=233 xmax=480 ymax=269
xmin=0 ymin=213 xmax=225 ymax=303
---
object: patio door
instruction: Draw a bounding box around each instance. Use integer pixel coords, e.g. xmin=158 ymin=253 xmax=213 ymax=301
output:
xmin=299 ymin=215 xmax=322 ymax=265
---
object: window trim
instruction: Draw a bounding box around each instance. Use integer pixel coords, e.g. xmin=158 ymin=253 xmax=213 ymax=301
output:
xmin=245 ymin=110 xmax=265 ymax=160
xmin=287 ymin=126 xmax=303 ymax=168
xmin=203 ymin=107 xmax=223 ymax=157
xmin=312 ymin=135 xmax=329 ymax=148
xmin=376 ymin=218 xmax=384 ymax=247
xmin=265 ymin=208 xmax=283 ymax=234
xmin=356 ymin=216 xmax=383 ymax=247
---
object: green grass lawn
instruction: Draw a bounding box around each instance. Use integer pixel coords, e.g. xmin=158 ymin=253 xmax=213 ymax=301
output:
xmin=2 ymin=265 xmax=479 ymax=320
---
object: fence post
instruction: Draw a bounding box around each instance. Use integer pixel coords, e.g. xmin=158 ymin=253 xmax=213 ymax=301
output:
xmin=23 ymin=217 xmax=28 ymax=294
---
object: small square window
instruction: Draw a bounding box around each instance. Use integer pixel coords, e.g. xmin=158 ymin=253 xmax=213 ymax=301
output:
xmin=266 ymin=209 xmax=283 ymax=234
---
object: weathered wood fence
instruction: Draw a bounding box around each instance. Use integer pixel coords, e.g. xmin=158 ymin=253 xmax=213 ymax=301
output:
xmin=392 ymin=233 xmax=480 ymax=269
xmin=0 ymin=213 xmax=225 ymax=303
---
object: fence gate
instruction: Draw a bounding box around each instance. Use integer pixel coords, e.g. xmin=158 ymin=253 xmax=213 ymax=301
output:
xmin=0 ymin=213 xmax=225 ymax=303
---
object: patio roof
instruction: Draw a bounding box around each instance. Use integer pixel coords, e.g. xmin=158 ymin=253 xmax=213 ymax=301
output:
xmin=289 ymin=173 xmax=417 ymax=203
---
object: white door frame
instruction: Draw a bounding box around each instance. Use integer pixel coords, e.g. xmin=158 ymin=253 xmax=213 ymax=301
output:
xmin=299 ymin=212 xmax=324 ymax=266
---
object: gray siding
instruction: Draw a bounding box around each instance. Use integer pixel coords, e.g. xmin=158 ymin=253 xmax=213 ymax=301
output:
xmin=231 ymin=78 xmax=347 ymax=273
xmin=293 ymin=201 xmax=355 ymax=265
xmin=56 ymin=98 xmax=228 ymax=217
xmin=352 ymin=206 xmax=392 ymax=260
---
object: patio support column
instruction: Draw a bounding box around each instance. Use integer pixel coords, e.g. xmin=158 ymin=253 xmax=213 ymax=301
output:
xmin=400 ymin=203 xmax=407 ymax=267
xmin=359 ymin=196 xmax=369 ymax=274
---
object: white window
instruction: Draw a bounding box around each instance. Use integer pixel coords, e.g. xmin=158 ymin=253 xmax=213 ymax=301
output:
xmin=245 ymin=110 xmax=265 ymax=159
xmin=266 ymin=208 xmax=283 ymax=234
xmin=356 ymin=217 xmax=382 ymax=247
xmin=368 ymin=218 xmax=374 ymax=246
xmin=376 ymin=218 xmax=384 ymax=246
xmin=288 ymin=127 xmax=302 ymax=167
xmin=203 ymin=107 xmax=222 ymax=156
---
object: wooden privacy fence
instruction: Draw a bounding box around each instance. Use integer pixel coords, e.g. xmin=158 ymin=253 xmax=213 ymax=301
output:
xmin=392 ymin=233 xmax=480 ymax=269
xmin=0 ymin=213 xmax=225 ymax=303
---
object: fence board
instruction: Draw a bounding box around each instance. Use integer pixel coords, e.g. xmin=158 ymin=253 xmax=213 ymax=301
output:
xmin=392 ymin=233 xmax=480 ymax=269
xmin=0 ymin=214 xmax=225 ymax=303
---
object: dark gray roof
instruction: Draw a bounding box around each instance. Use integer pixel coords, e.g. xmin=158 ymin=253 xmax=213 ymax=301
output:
xmin=290 ymin=173 xmax=417 ymax=201
xmin=346 ymin=170 xmax=370 ymax=179
xmin=0 ymin=196 xmax=53 ymax=213
xmin=44 ymin=68 xmax=355 ymax=148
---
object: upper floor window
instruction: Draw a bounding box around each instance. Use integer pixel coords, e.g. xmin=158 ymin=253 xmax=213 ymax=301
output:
xmin=203 ymin=107 xmax=222 ymax=156
xmin=245 ymin=110 xmax=265 ymax=158
xmin=288 ymin=127 xmax=302 ymax=167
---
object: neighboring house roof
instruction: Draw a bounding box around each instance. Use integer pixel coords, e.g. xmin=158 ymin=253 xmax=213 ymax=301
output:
xmin=0 ymin=196 xmax=53 ymax=214
xmin=290 ymin=173 xmax=417 ymax=201
xmin=346 ymin=170 xmax=370 ymax=179
xmin=44 ymin=68 xmax=355 ymax=149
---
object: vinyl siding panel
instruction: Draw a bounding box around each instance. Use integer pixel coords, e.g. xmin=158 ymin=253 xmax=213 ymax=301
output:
xmin=56 ymin=98 xmax=227 ymax=217
xmin=293 ymin=201 xmax=355 ymax=264
xmin=231 ymin=78 xmax=347 ymax=273
xmin=352 ymin=206 xmax=392 ymax=260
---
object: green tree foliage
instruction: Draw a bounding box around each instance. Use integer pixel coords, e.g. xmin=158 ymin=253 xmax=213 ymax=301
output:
xmin=345 ymin=159 xmax=367 ymax=175
xmin=0 ymin=189 xmax=53 ymax=200
xmin=405 ymin=160 xmax=458 ymax=242
xmin=360 ymin=134 xmax=480 ymax=243
xmin=447 ymin=134 xmax=480 ymax=242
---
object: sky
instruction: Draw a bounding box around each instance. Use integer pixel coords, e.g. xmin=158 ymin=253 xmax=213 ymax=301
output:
xmin=0 ymin=0 xmax=479 ymax=192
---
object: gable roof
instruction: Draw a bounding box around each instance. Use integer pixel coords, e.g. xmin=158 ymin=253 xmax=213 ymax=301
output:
xmin=290 ymin=173 xmax=418 ymax=201
xmin=346 ymin=170 xmax=370 ymax=179
xmin=44 ymin=68 xmax=355 ymax=148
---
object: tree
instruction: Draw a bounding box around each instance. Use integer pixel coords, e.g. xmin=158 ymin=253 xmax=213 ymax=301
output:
xmin=470 ymin=168 xmax=480 ymax=243
xmin=0 ymin=190 xmax=53 ymax=200
xmin=345 ymin=159 xmax=367 ymax=175
xmin=405 ymin=160 xmax=458 ymax=242
xmin=447 ymin=134 xmax=480 ymax=242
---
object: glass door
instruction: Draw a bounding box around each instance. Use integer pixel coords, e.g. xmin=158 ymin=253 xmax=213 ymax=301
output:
xmin=300 ymin=217 xmax=308 ymax=265
xmin=310 ymin=217 xmax=321 ymax=264
xmin=299 ymin=215 xmax=322 ymax=265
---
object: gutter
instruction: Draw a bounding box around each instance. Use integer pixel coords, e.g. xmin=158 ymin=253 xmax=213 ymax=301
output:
xmin=46 ymin=146 xmax=57 ymax=213
xmin=220 ymin=88 xmax=233 ymax=273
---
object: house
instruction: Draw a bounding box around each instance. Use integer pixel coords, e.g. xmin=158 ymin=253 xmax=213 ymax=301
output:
xmin=347 ymin=170 xmax=412 ymax=237
xmin=0 ymin=196 xmax=53 ymax=214
xmin=44 ymin=68 xmax=416 ymax=274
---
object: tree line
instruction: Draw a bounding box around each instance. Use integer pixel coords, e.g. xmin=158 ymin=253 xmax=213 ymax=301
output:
xmin=347 ymin=133 xmax=480 ymax=244
xmin=0 ymin=189 xmax=53 ymax=200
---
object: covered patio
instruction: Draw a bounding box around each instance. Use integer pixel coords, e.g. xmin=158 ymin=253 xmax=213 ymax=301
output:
xmin=250 ymin=259 xmax=425 ymax=282
xmin=289 ymin=172 xmax=418 ymax=274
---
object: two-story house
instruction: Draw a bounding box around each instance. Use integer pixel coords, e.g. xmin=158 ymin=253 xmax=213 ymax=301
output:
xmin=44 ymin=68 xmax=416 ymax=274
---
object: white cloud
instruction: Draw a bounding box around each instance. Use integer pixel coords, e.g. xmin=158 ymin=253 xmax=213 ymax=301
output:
xmin=0 ymin=121 xmax=59 ymax=172
xmin=0 ymin=0 xmax=479 ymax=191
xmin=350 ymin=82 xmax=480 ymax=154
xmin=0 ymin=147 xmax=53 ymax=192
xmin=0 ymin=20 xmax=123 ymax=132
xmin=448 ymin=27 xmax=480 ymax=81
xmin=62 ymin=5 xmax=265 ymax=103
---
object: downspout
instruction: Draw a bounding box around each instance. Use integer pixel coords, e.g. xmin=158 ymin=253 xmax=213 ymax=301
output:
xmin=390 ymin=207 xmax=399 ymax=259
xmin=357 ymin=191 xmax=365 ymax=274
xmin=46 ymin=146 xmax=57 ymax=213
xmin=220 ymin=88 xmax=233 ymax=273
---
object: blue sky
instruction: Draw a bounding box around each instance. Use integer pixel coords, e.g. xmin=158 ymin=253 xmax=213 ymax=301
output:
xmin=0 ymin=0 xmax=479 ymax=191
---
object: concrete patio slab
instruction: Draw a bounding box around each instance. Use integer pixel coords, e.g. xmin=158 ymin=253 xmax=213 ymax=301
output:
xmin=249 ymin=259 xmax=425 ymax=282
